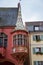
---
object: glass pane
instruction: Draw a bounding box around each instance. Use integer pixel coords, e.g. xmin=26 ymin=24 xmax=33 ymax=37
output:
xmin=27 ymin=25 xmax=33 ymax=31
xmin=0 ymin=33 xmax=7 ymax=47
xmin=18 ymin=39 xmax=22 ymax=45
xmin=22 ymin=39 xmax=24 ymax=45
xmin=36 ymin=35 xmax=40 ymax=41
xmin=34 ymin=61 xmax=38 ymax=65
xmin=1 ymin=33 xmax=3 ymax=37
xmin=0 ymin=37 xmax=3 ymax=47
xmin=13 ymin=39 xmax=16 ymax=45
xmin=16 ymin=39 xmax=18 ymax=45
xmin=35 ymin=26 xmax=39 ymax=31
xmin=22 ymin=35 xmax=24 ymax=39
xmin=35 ymin=48 xmax=39 ymax=52
xmin=38 ymin=61 xmax=41 ymax=65
xmin=4 ymin=39 xmax=7 ymax=47
xmin=24 ymin=39 xmax=27 ymax=46
xmin=3 ymin=33 xmax=7 ymax=38
xmin=16 ymin=35 xmax=18 ymax=39
xmin=18 ymin=34 xmax=22 ymax=38
xmin=41 ymin=61 xmax=43 ymax=65
xmin=33 ymin=35 xmax=40 ymax=41
xmin=18 ymin=39 xmax=19 ymax=45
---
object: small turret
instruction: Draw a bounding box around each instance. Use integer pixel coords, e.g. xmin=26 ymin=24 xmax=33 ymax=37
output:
xmin=13 ymin=2 xmax=27 ymax=32
xmin=11 ymin=2 xmax=28 ymax=65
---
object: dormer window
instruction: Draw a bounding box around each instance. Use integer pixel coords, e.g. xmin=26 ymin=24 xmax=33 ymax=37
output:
xmin=34 ymin=26 xmax=39 ymax=31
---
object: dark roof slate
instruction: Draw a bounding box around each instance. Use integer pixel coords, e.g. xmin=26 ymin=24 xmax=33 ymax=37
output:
xmin=25 ymin=21 xmax=43 ymax=26
xmin=0 ymin=8 xmax=18 ymax=26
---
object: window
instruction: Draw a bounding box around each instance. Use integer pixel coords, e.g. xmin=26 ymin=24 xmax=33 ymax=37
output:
xmin=40 ymin=35 xmax=43 ymax=41
xmin=34 ymin=26 xmax=39 ymax=31
xmin=4 ymin=39 xmax=7 ymax=47
xmin=33 ymin=35 xmax=41 ymax=41
xmin=13 ymin=34 xmax=27 ymax=46
xmin=24 ymin=35 xmax=27 ymax=46
xmin=0 ymin=33 xmax=8 ymax=48
xmin=35 ymin=48 xmax=41 ymax=53
xmin=36 ymin=35 xmax=40 ymax=41
xmin=33 ymin=35 xmax=43 ymax=41
xmin=33 ymin=47 xmax=43 ymax=54
xmin=0 ymin=37 xmax=3 ymax=47
xmin=18 ymin=34 xmax=22 ymax=45
xmin=34 ymin=61 xmax=43 ymax=65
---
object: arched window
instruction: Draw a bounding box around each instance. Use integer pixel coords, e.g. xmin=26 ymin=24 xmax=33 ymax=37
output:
xmin=13 ymin=34 xmax=27 ymax=46
xmin=0 ymin=33 xmax=8 ymax=48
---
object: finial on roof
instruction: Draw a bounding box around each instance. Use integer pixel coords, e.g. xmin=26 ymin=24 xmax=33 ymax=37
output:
xmin=18 ymin=0 xmax=21 ymax=8
xmin=19 ymin=0 xmax=21 ymax=2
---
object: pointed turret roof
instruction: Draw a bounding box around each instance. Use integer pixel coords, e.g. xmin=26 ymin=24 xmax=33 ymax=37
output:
xmin=13 ymin=3 xmax=27 ymax=32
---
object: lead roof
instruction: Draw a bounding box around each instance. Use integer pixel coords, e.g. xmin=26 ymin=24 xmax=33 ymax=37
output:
xmin=0 ymin=8 xmax=18 ymax=26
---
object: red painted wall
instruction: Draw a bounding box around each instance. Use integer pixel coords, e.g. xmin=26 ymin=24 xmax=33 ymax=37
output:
xmin=0 ymin=27 xmax=28 ymax=65
xmin=0 ymin=27 xmax=18 ymax=64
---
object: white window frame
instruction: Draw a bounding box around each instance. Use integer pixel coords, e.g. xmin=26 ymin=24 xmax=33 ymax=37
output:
xmin=34 ymin=26 xmax=39 ymax=31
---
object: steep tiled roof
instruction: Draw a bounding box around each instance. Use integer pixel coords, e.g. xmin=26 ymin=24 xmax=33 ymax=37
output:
xmin=0 ymin=8 xmax=18 ymax=26
xmin=13 ymin=3 xmax=27 ymax=32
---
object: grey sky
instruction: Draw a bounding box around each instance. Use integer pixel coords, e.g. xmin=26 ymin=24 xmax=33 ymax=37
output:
xmin=0 ymin=0 xmax=43 ymax=24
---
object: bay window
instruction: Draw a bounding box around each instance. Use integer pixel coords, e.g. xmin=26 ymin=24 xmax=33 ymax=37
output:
xmin=13 ymin=34 xmax=27 ymax=46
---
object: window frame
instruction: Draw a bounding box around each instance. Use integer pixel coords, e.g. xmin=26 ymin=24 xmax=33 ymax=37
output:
xmin=13 ymin=34 xmax=27 ymax=46
xmin=34 ymin=26 xmax=39 ymax=31
xmin=34 ymin=61 xmax=43 ymax=65
xmin=33 ymin=47 xmax=43 ymax=54
xmin=33 ymin=35 xmax=41 ymax=41
xmin=0 ymin=33 xmax=8 ymax=48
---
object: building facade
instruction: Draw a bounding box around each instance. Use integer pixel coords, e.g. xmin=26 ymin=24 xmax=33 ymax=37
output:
xmin=25 ymin=22 xmax=43 ymax=65
xmin=0 ymin=2 xmax=43 ymax=65
xmin=0 ymin=3 xmax=29 ymax=65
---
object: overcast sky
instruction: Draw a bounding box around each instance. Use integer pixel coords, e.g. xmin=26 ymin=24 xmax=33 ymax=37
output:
xmin=0 ymin=0 xmax=43 ymax=24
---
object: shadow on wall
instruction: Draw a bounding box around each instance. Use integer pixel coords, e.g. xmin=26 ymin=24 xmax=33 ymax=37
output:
xmin=0 ymin=54 xmax=4 ymax=59
xmin=24 ymin=57 xmax=29 ymax=65
xmin=0 ymin=61 xmax=15 ymax=65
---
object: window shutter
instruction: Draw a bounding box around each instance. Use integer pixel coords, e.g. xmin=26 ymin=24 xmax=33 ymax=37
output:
xmin=33 ymin=48 xmax=36 ymax=54
xmin=4 ymin=39 xmax=7 ymax=47
xmin=40 ymin=35 xmax=43 ymax=40
xmin=41 ymin=47 xmax=43 ymax=53
xmin=34 ymin=61 xmax=38 ymax=65
xmin=33 ymin=35 xmax=36 ymax=41
xmin=0 ymin=38 xmax=3 ymax=47
xmin=36 ymin=61 xmax=38 ymax=65
xmin=34 ymin=61 xmax=36 ymax=65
